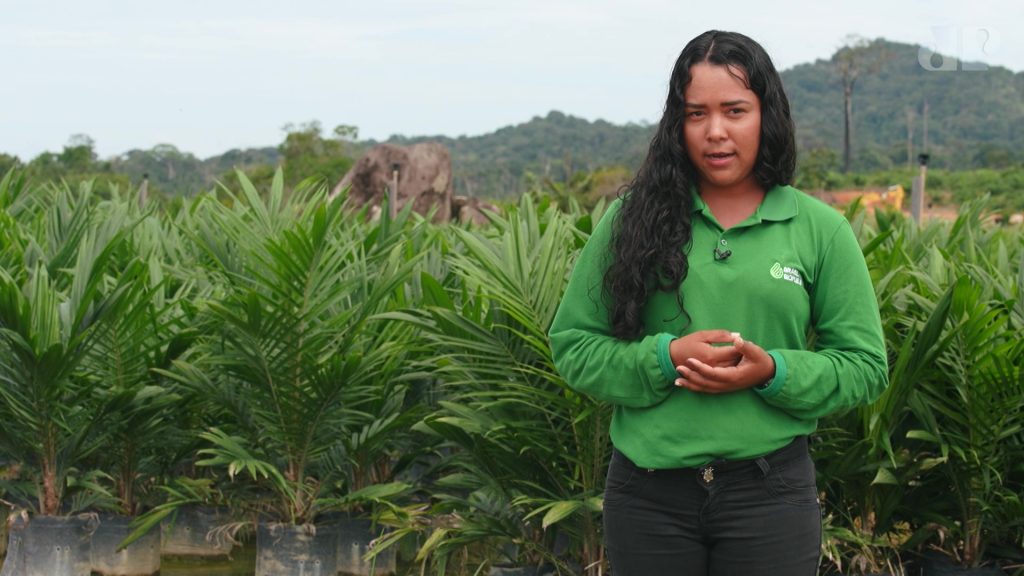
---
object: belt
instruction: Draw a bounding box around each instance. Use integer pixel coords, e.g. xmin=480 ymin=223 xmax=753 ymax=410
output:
xmin=614 ymin=435 xmax=809 ymax=485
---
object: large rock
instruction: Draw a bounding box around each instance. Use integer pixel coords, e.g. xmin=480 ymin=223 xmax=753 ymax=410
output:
xmin=332 ymin=143 xmax=452 ymax=223
xmin=451 ymin=195 xmax=496 ymax=226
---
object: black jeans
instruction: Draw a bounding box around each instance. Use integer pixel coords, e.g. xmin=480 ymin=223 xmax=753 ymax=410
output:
xmin=603 ymin=436 xmax=821 ymax=575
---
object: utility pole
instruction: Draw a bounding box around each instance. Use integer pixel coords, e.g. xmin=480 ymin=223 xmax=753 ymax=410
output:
xmin=922 ymin=99 xmax=929 ymax=154
xmin=842 ymin=78 xmax=855 ymax=173
xmin=139 ymin=173 xmax=149 ymax=210
xmin=389 ymin=163 xmax=400 ymax=220
xmin=905 ymin=108 xmax=915 ymax=170
xmin=911 ymin=153 xmax=929 ymax=222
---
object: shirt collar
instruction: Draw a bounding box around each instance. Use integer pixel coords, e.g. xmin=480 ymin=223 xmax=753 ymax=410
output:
xmin=758 ymin=185 xmax=799 ymax=221
xmin=690 ymin=185 xmax=799 ymax=223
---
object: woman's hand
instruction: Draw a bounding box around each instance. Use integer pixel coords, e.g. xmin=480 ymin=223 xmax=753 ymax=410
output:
xmin=669 ymin=330 xmax=743 ymax=369
xmin=674 ymin=335 xmax=775 ymax=394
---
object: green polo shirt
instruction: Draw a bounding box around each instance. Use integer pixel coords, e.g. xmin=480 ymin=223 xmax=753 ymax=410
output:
xmin=548 ymin=185 xmax=888 ymax=468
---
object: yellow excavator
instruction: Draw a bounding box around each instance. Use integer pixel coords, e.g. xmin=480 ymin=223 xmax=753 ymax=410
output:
xmin=816 ymin=185 xmax=905 ymax=212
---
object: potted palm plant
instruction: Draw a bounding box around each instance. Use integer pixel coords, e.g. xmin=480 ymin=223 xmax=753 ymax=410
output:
xmin=154 ymin=173 xmax=420 ymax=576
xmin=84 ymin=268 xmax=193 ymax=575
xmin=382 ymin=196 xmax=610 ymax=575
xmin=906 ymin=274 xmax=1022 ymax=574
xmin=122 ymin=205 xmax=244 ymax=562
xmin=316 ymin=363 xmax=429 ymax=576
xmin=815 ymin=206 xmax=954 ymax=576
xmin=875 ymin=203 xmax=1022 ymax=574
xmin=0 ymin=182 xmax=150 ymax=576
xmin=86 ymin=388 xmax=171 ymax=576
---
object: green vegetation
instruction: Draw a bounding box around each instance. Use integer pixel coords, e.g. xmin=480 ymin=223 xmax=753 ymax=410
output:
xmin=4 ymin=134 xmax=131 ymax=195
xmin=785 ymin=40 xmax=1024 ymax=172
xmin=147 ymin=171 xmax=422 ymax=527
xmin=816 ymin=200 xmax=1024 ymax=574
xmin=1 ymin=35 xmax=1022 ymax=576
xmin=1 ymin=123 xmax=358 ymax=201
xmin=1 ymin=169 xmax=1022 ymax=574
xmin=794 ymin=163 xmax=1024 ymax=214
xmin=373 ymin=197 xmax=610 ymax=573
xmin=386 ymin=111 xmax=651 ymax=201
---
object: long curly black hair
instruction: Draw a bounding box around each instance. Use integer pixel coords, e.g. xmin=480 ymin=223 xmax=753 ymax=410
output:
xmin=604 ymin=30 xmax=797 ymax=340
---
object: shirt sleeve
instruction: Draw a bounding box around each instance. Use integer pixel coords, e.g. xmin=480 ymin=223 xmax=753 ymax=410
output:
xmin=548 ymin=201 xmax=678 ymax=408
xmin=756 ymin=219 xmax=889 ymax=418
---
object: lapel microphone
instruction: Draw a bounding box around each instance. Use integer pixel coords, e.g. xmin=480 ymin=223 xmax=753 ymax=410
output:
xmin=713 ymin=247 xmax=732 ymax=261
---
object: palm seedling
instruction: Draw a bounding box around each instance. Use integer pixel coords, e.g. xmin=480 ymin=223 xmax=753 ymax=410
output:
xmin=382 ymin=196 xmax=611 ymax=575
xmin=158 ymin=171 xmax=421 ymax=530
xmin=905 ymin=204 xmax=1024 ymax=565
xmin=0 ymin=182 xmax=148 ymax=517
xmin=816 ymin=206 xmax=956 ymax=575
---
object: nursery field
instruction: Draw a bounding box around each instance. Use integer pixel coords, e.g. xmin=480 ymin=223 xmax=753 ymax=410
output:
xmin=0 ymin=169 xmax=1021 ymax=575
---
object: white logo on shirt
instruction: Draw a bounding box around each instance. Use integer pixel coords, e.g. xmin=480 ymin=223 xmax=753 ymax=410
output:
xmin=770 ymin=262 xmax=803 ymax=287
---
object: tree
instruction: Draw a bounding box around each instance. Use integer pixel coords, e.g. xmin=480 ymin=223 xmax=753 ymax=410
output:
xmin=796 ymin=147 xmax=839 ymax=191
xmin=833 ymin=37 xmax=887 ymax=173
xmin=112 ymin=144 xmax=208 ymax=198
xmin=60 ymin=134 xmax=98 ymax=173
xmin=0 ymin=153 xmax=20 ymax=176
xmin=276 ymin=121 xmax=357 ymax=188
xmin=972 ymin=144 xmax=1015 ymax=169
xmin=24 ymin=134 xmax=129 ymax=192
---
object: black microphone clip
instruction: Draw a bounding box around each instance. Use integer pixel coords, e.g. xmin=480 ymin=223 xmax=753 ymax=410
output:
xmin=713 ymin=247 xmax=732 ymax=261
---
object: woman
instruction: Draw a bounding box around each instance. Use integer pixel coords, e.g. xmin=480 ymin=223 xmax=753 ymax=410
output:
xmin=548 ymin=30 xmax=888 ymax=575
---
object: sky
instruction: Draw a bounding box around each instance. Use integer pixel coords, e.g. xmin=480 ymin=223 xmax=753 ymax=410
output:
xmin=2 ymin=0 xmax=1022 ymax=161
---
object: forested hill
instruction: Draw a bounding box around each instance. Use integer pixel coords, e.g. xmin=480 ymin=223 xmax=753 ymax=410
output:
xmin=384 ymin=39 xmax=1023 ymax=197
xmin=783 ymin=39 xmax=1024 ymax=171
xmin=382 ymin=112 xmax=652 ymax=198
